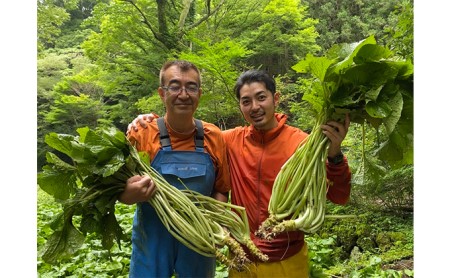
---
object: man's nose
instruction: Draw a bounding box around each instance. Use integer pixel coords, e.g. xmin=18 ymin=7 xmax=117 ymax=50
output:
xmin=177 ymin=89 xmax=190 ymax=98
xmin=250 ymin=99 xmax=260 ymax=110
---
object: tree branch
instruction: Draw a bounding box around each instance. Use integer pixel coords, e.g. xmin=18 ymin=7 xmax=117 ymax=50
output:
xmin=181 ymin=0 xmax=226 ymax=35
xmin=178 ymin=0 xmax=194 ymax=29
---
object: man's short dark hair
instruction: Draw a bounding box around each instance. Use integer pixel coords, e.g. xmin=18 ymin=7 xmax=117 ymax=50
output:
xmin=234 ymin=70 xmax=276 ymax=99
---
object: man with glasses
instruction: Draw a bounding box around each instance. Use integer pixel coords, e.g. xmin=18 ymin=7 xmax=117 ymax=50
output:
xmin=119 ymin=60 xmax=231 ymax=277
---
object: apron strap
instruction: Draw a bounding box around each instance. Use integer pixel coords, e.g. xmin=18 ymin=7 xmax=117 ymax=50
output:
xmin=157 ymin=117 xmax=172 ymax=150
xmin=194 ymin=119 xmax=204 ymax=151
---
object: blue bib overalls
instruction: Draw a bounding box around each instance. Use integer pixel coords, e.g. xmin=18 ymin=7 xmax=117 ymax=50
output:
xmin=129 ymin=118 xmax=216 ymax=278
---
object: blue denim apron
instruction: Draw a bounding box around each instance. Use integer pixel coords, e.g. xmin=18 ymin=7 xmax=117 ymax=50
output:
xmin=129 ymin=118 xmax=216 ymax=278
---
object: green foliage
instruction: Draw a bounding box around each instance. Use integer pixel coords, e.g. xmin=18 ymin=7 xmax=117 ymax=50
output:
xmin=37 ymin=48 xmax=87 ymax=93
xmin=347 ymin=256 xmax=405 ymax=278
xmin=304 ymin=0 xmax=402 ymax=53
xmin=276 ymin=76 xmax=316 ymax=131
xmin=37 ymin=0 xmax=109 ymax=53
xmin=44 ymin=94 xmax=105 ymax=128
xmin=80 ymin=0 xmax=167 ymax=113
xmin=37 ymin=52 xmax=70 ymax=95
xmin=353 ymin=150 xmax=387 ymax=189
xmin=135 ymin=94 xmax=166 ymax=117
xmin=237 ymin=0 xmax=320 ymax=75
xmin=38 ymin=191 xmax=414 ymax=277
xmin=307 ymin=206 xmax=413 ymax=277
xmin=55 ymin=29 xmax=94 ymax=49
xmin=292 ymin=36 xmax=413 ymax=171
xmin=37 ymin=0 xmax=71 ymax=52
xmin=383 ymin=0 xmax=414 ymax=61
xmin=37 ymin=48 xmax=102 ymax=169
xmin=307 ymin=236 xmax=337 ymax=276
xmin=38 ymin=188 xmax=134 ymax=277
xmin=178 ymin=37 xmax=249 ymax=126
xmin=353 ymin=165 xmax=413 ymax=213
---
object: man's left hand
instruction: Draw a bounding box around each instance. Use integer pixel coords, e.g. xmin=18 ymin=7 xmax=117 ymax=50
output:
xmin=321 ymin=113 xmax=350 ymax=158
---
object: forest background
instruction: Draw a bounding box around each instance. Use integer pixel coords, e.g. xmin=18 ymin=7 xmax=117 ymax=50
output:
xmin=0 ymin=0 xmax=446 ymax=277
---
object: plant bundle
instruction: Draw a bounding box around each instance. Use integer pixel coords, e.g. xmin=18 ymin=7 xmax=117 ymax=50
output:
xmin=37 ymin=126 xmax=259 ymax=270
xmin=182 ymin=190 xmax=269 ymax=263
xmin=256 ymin=35 xmax=413 ymax=239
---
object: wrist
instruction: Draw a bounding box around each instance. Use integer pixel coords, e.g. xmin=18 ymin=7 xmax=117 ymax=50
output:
xmin=328 ymin=152 xmax=344 ymax=165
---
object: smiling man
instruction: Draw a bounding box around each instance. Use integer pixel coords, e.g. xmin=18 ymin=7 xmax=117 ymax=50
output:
xmin=221 ymin=70 xmax=351 ymax=277
xmin=119 ymin=60 xmax=231 ymax=278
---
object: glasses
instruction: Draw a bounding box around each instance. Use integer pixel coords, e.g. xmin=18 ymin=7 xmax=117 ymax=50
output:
xmin=162 ymin=85 xmax=200 ymax=95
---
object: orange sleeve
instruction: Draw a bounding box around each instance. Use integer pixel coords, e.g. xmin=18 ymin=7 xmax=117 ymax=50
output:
xmin=126 ymin=120 xmax=161 ymax=159
xmin=326 ymin=157 xmax=352 ymax=204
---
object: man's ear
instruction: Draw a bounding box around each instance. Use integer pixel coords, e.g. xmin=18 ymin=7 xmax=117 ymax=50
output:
xmin=274 ymin=91 xmax=281 ymax=106
xmin=158 ymin=87 xmax=165 ymax=100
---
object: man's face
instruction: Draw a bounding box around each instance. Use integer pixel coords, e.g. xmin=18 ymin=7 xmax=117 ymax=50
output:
xmin=238 ymin=81 xmax=279 ymax=131
xmin=158 ymin=65 xmax=202 ymax=117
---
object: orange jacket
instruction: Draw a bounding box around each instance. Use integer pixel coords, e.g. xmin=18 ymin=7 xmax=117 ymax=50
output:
xmin=127 ymin=119 xmax=231 ymax=194
xmin=222 ymin=113 xmax=351 ymax=261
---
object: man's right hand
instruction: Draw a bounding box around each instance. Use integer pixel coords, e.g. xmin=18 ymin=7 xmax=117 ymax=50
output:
xmin=118 ymin=175 xmax=157 ymax=205
xmin=127 ymin=113 xmax=158 ymax=135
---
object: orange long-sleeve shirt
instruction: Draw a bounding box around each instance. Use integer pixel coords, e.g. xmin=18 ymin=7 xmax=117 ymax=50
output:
xmin=127 ymin=119 xmax=231 ymax=195
xmin=222 ymin=113 xmax=351 ymax=261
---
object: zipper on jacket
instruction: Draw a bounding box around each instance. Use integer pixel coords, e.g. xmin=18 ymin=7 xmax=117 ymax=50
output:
xmin=256 ymin=135 xmax=265 ymax=226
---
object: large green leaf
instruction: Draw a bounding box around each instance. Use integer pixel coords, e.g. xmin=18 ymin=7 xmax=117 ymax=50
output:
xmin=353 ymin=44 xmax=392 ymax=64
xmin=101 ymin=153 xmax=127 ymax=177
xmin=343 ymin=62 xmax=399 ymax=87
xmin=387 ymin=60 xmax=414 ymax=79
xmin=37 ymin=158 xmax=77 ymax=200
xmin=331 ymin=35 xmax=377 ymax=74
xmin=302 ymin=80 xmax=328 ymax=114
xmin=41 ymin=218 xmax=85 ymax=264
xmin=101 ymin=211 xmax=124 ymax=250
xmin=365 ymin=100 xmax=392 ymax=119
xmin=79 ymin=210 xmax=102 ymax=234
xmin=292 ymin=54 xmax=334 ymax=83
xmin=328 ymin=84 xmax=361 ymax=107
xmin=376 ymin=127 xmax=413 ymax=166
xmin=80 ymin=127 xmax=122 ymax=164
xmin=352 ymin=153 xmax=387 ymax=186
xmin=364 ymin=85 xmax=384 ymax=102
xmin=44 ymin=133 xmax=77 ymax=158
xmin=100 ymin=126 xmax=128 ymax=150
xmin=381 ymin=90 xmax=404 ymax=135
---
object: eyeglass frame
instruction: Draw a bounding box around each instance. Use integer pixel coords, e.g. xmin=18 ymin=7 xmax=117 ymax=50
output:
xmin=161 ymin=84 xmax=200 ymax=95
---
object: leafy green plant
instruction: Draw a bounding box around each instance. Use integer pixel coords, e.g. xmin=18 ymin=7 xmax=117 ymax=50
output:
xmin=349 ymin=256 xmax=404 ymax=278
xmin=307 ymin=236 xmax=337 ymax=277
xmin=257 ymin=35 xmax=413 ymax=238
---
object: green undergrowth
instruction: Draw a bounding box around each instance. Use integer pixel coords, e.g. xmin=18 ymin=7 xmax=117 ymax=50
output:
xmin=38 ymin=187 xmax=134 ymax=277
xmin=38 ymin=188 xmax=413 ymax=277
xmin=307 ymin=203 xmax=413 ymax=277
